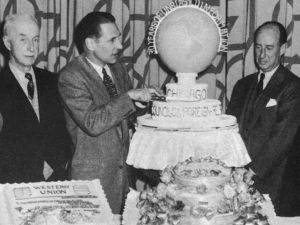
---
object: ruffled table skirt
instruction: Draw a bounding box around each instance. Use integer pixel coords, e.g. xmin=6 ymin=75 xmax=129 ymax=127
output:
xmin=126 ymin=125 xmax=251 ymax=170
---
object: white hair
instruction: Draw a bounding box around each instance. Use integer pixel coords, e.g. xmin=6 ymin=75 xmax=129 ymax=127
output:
xmin=3 ymin=13 xmax=39 ymax=37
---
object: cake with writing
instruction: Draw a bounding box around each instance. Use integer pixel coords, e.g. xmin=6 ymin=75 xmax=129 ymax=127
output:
xmin=137 ymin=1 xmax=235 ymax=130
xmin=136 ymin=157 xmax=269 ymax=225
xmin=137 ymin=73 xmax=237 ymax=130
xmin=131 ymin=2 xmax=269 ymax=224
xmin=1 ymin=180 xmax=116 ymax=225
xmin=152 ymin=81 xmax=222 ymax=121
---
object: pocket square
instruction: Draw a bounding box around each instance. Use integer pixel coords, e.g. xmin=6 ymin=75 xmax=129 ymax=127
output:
xmin=266 ymin=98 xmax=277 ymax=107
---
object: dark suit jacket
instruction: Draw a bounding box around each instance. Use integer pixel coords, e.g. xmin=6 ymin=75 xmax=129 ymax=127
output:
xmin=0 ymin=112 xmax=2 ymax=132
xmin=227 ymin=65 xmax=300 ymax=216
xmin=58 ymin=55 xmax=136 ymax=214
xmin=0 ymin=66 xmax=71 ymax=183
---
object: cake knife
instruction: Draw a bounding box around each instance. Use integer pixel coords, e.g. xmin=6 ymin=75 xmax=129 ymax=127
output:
xmin=151 ymin=93 xmax=166 ymax=101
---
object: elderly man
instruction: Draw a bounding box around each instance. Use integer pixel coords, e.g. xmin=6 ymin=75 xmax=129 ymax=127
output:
xmin=58 ymin=11 xmax=160 ymax=214
xmin=0 ymin=14 xmax=71 ymax=183
xmin=227 ymin=21 xmax=300 ymax=216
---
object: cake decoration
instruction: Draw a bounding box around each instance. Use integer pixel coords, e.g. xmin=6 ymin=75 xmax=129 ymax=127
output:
xmin=148 ymin=0 xmax=228 ymax=55
xmin=137 ymin=0 xmax=235 ymax=129
xmin=151 ymin=100 xmax=222 ymax=120
xmin=147 ymin=0 xmax=227 ymax=73
xmin=0 ymin=179 xmax=115 ymax=225
xmin=135 ymin=157 xmax=270 ymax=225
xmin=165 ymin=83 xmax=207 ymax=101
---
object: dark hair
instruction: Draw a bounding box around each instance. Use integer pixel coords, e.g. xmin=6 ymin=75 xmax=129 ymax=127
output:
xmin=254 ymin=21 xmax=287 ymax=46
xmin=74 ymin=12 xmax=116 ymax=54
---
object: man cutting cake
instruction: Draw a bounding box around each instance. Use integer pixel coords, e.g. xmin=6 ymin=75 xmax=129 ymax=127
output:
xmin=58 ymin=11 xmax=161 ymax=214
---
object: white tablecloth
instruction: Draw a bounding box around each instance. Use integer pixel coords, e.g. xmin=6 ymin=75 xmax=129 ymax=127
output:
xmin=126 ymin=125 xmax=251 ymax=170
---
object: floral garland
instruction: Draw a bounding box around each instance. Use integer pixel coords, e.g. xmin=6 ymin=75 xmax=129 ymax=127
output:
xmin=136 ymin=158 xmax=270 ymax=225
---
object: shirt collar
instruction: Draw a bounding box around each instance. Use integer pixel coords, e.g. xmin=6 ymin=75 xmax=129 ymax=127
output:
xmin=9 ymin=62 xmax=35 ymax=80
xmin=86 ymin=57 xmax=103 ymax=70
xmin=85 ymin=57 xmax=110 ymax=79
xmin=259 ymin=65 xmax=279 ymax=80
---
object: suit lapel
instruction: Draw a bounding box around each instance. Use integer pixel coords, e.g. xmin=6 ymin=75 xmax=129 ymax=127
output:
xmin=4 ymin=68 xmax=39 ymax=124
xmin=239 ymin=73 xmax=258 ymax=131
xmin=108 ymin=64 xmax=125 ymax=140
xmin=78 ymin=57 xmax=124 ymax=139
xmin=79 ymin=56 xmax=111 ymax=101
xmin=109 ymin=64 xmax=123 ymax=94
xmin=248 ymin=94 xmax=269 ymax=128
xmin=35 ymin=67 xmax=47 ymax=124
xmin=248 ymin=66 xmax=286 ymax=129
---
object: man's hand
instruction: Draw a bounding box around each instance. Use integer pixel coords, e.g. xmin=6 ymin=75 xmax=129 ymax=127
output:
xmin=127 ymin=87 xmax=163 ymax=102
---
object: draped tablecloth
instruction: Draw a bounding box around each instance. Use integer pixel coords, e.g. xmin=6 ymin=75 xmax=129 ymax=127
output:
xmin=126 ymin=125 xmax=251 ymax=170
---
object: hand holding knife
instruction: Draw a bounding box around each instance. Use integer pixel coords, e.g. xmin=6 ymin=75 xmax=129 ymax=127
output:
xmin=127 ymin=85 xmax=165 ymax=108
xmin=151 ymin=93 xmax=166 ymax=101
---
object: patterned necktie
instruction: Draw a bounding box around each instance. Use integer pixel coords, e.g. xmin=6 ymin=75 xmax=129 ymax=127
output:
xmin=254 ymin=73 xmax=265 ymax=100
xmin=102 ymin=68 xmax=118 ymax=97
xmin=25 ymin=73 xmax=34 ymax=100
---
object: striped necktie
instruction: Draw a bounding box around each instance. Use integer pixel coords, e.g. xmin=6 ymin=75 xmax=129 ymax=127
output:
xmin=254 ymin=73 xmax=265 ymax=100
xmin=102 ymin=68 xmax=118 ymax=97
xmin=247 ymin=73 xmax=265 ymax=124
xmin=25 ymin=73 xmax=34 ymax=100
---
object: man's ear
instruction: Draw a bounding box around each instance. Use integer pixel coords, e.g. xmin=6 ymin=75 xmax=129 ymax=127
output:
xmin=85 ymin=37 xmax=95 ymax=51
xmin=280 ymin=43 xmax=286 ymax=56
xmin=2 ymin=36 xmax=11 ymax=51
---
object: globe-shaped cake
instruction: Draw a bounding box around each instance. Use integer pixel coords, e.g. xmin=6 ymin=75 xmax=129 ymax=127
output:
xmin=155 ymin=7 xmax=221 ymax=73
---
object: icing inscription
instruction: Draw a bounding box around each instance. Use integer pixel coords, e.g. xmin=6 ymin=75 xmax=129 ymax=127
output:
xmin=152 ymin=103 xmax=221 ymax=118
xmin=166 ymin=88 xmax=207 ymax=100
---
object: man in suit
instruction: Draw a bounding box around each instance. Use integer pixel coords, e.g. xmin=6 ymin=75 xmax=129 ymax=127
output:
xmin=0 ymin=14 xmax=71 ymax=183
xmin=227 ymin=21 xmax=300 ymax=216
xmin=58 ymin=12 xmax=160 ymax=214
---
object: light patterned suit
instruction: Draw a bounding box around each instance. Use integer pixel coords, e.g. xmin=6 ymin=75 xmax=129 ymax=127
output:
xmin=58 ymin=55 xmax=136 ymax=214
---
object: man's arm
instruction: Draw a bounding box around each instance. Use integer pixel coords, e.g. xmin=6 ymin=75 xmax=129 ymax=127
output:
xmin=38 ymin=71 xmax=72 ymax=181
xmin=58 ymin=69 xmax=136 ymax=137
xmin=226 ymin=78 xmax=251 ymax=121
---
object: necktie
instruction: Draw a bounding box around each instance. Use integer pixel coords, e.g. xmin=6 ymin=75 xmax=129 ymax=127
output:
xmin=102 ymin=68 xmax=118 ymax=97
xmin=254 ymin=73 xmax=265 ymax=100
xmin=25 ymin=73 xmax=34 ymax=100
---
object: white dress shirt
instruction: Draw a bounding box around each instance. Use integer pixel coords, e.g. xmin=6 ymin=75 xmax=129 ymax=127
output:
xmin=258 ymin=65 xmax=279 ymax=90
xmin=85 ymin=57 xmax=114 ymax=81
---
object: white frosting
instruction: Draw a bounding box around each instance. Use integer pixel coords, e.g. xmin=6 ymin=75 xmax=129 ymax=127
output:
xmin=176 ymin=73 xmax=198 ymax=84
xmin=137 ymin=81 xmax=237 ymax=129
xmin=123 ymin=189 xmax=239 ymax=225
xmin=166 ymin=183 xmax=225 ymax=210
xmin=165 ymin=158 xmax=234 ymax=220
xmin=166 ymin=83 xmax=207 ymax=101
xmin=1 ymin=179 xmax=115 ymax=225
xmin=174 ymin=158 xmax=231 ymax=187
xmin=137 ymin=114 xmax=237 ymax=130
xmin=151 ymin=99 xmax=221 ymax=121
xmin=166 ymin=184 xmax=228 ymax=214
